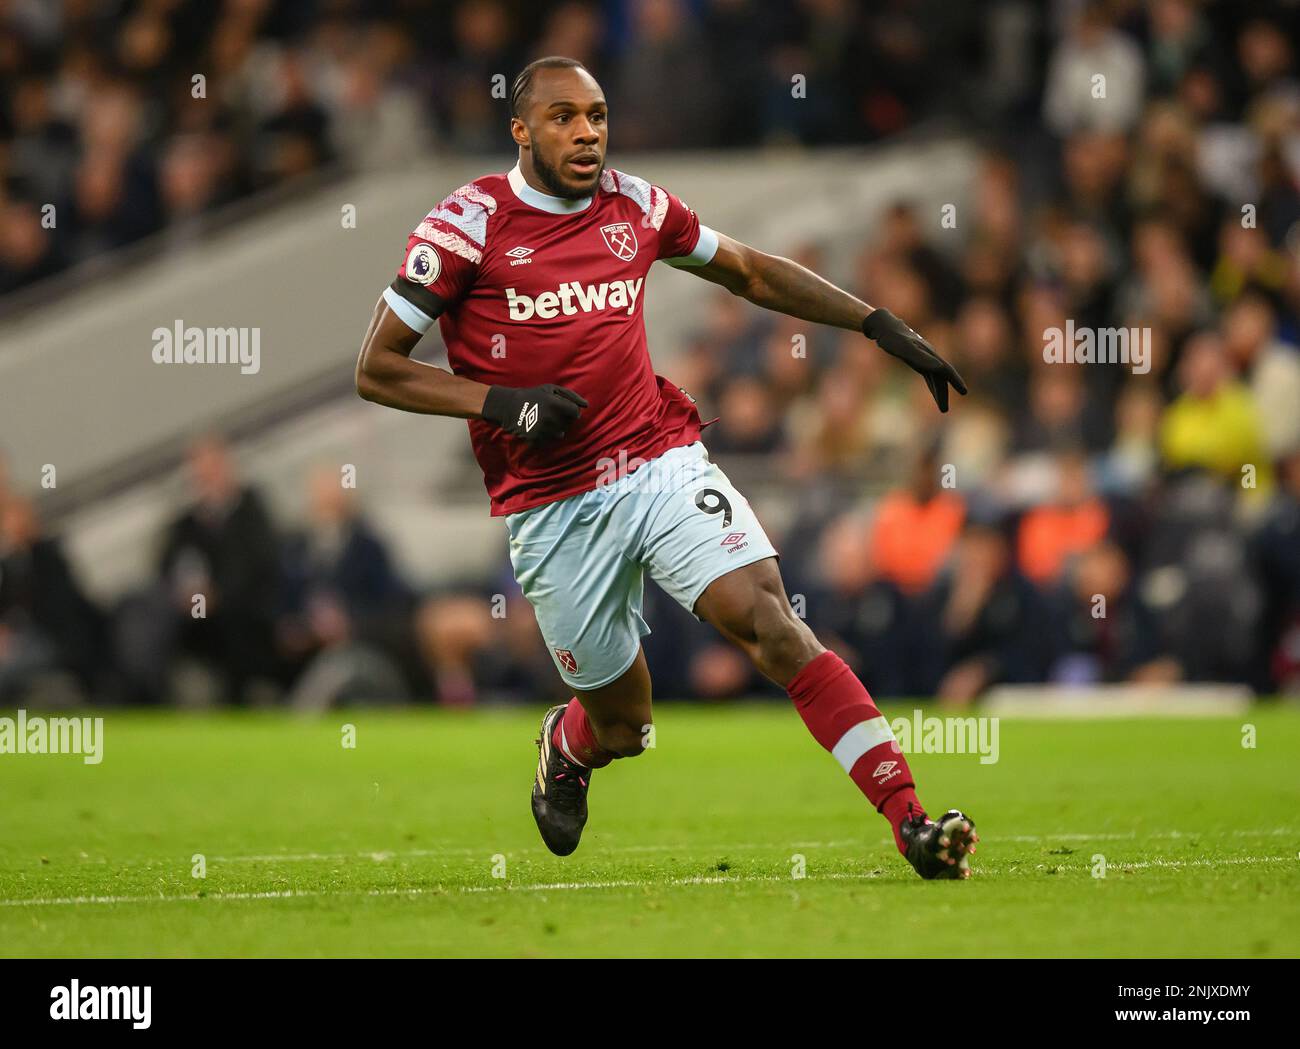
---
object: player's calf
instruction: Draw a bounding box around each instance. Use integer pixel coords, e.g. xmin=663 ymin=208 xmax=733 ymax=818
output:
xmin=695 ymin=557 xmax=822 ymax=687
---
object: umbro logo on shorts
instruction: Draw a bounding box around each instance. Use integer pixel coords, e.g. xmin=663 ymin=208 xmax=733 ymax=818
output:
xmin=721 ymin=531 xmax=748 ymax=553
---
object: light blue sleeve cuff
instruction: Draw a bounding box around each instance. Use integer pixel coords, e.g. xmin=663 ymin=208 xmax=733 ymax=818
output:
xmin=382 ymin=285 xmax=436 ymax=334
xmin=662 ymin=224 xmax=719 ymax=268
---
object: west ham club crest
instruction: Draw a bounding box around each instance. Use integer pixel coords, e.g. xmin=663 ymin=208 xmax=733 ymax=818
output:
xmin=600 ymin=222 xmax=638 ymax=262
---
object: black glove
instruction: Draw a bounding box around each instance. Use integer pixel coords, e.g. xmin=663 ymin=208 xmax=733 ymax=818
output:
xmin=863 ymin=308 xmax=968 ymax=413
xmin=481 ymin=383 xmax=588 ymax=443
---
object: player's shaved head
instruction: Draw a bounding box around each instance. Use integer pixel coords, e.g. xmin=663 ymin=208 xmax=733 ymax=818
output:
xmin=510 ymin=57 xmax=607 ymax=200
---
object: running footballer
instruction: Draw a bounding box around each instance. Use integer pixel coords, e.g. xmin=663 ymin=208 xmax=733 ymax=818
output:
xmin=355 ymin=57 xmax=978 ymax=879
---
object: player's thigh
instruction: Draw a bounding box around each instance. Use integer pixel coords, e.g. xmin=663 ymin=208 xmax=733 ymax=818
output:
xmin=506 ymin=494 xmax=650 ymax=695
xmin=640 ymin=443 xmax=780 ymax=624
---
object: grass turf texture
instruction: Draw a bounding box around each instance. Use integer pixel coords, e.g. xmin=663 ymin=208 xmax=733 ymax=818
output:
xmin=1 ymin=704 xmax=1296 ymax=958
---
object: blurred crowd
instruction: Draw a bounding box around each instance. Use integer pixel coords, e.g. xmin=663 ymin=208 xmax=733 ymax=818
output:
xmin=0 ymin=437 xmax=570 ymax=708
xmin=3 ymin=0 xmax=1300 ymax=706
xmin=659 ymin=0 xmax=1300 ymax=703
xmin=2 ymin=0 xmax=996 ymax=296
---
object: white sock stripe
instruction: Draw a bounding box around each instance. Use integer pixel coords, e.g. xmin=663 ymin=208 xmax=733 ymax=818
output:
xmin=557 ymin=723 xmax=581 ymax=766
xmin=830 ymin=717 xmax=896 ymax=773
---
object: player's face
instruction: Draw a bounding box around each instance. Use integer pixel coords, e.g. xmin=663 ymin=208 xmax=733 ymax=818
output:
xmin=521 ymin=67 xmax=607 ymax=199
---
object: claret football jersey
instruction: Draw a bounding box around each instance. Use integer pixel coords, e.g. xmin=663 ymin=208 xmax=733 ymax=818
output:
xmin=383 ymin=163 xmax=720 ymax=516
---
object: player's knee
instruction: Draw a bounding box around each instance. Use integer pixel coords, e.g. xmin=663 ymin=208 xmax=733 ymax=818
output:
xmin=593 ymin=720 xmax=651 ymax=758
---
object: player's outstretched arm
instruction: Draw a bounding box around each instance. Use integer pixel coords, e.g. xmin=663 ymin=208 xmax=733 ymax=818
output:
xmin=686 ymin=232 xmax=967 ymax=412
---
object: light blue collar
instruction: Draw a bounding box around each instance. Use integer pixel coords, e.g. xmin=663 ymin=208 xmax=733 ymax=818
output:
xmin=508 ymin=162 xmax=594 ymax=214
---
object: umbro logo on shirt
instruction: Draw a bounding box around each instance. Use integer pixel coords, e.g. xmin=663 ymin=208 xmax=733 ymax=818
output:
xmin=506 ymin=278 xmax=643 ymax=320
xmin=506 ymin=246 xmax=534 ymax=266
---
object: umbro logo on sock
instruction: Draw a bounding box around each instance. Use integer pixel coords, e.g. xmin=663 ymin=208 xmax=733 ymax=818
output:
xmin=873 ymin=760 xmax=902 ymax=782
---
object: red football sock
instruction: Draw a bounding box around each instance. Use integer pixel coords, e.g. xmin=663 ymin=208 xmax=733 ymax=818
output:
xmin=787 ymin=650 xmax=925 ymax=853
xmin=551 ymin=697 xmax=616 ymax=769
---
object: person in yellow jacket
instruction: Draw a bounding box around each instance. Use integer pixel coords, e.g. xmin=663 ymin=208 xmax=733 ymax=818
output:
xmin=1160 ymin=331 xmax=1273 ymax=497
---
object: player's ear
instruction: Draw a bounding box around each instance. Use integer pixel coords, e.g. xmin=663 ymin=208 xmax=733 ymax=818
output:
xmin=510 ymin=116 xmax=529 ymax=149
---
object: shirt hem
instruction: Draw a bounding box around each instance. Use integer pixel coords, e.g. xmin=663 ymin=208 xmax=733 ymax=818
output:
xmin=486 ymin=430 xmax=701 ymax=517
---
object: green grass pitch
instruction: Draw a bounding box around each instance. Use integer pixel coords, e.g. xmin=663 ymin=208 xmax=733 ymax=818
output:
xmin=1 ymin=703 xmax=1296 ymax=958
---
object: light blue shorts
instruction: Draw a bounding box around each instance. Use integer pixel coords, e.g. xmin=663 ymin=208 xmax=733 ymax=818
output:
xmin=505 ymin=441 xmax=778 ymax=690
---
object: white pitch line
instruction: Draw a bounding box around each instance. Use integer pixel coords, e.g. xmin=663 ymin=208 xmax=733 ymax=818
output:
xmin=1081 ymin=856 xmax=1292 ymax=872
xmin=190 ymin=827 xmax=1299 ymax=865
xmin=2 ymin=827 xmax=1289 ymax=871
xmin=0 ymin=856 xmax=1292 ymax=909
xmin=2 ymin=828 xmax=1291 ymax=875
xmin=0 ymin=872 xmax=863 ymax=908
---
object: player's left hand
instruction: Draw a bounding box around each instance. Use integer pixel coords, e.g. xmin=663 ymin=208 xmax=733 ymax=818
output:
xmin=862 ymin=307 xmax=968 ymax=413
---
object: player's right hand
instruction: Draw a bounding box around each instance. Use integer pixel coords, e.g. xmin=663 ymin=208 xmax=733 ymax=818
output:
xmin=481 ymin=383 xmax=589 ymax=443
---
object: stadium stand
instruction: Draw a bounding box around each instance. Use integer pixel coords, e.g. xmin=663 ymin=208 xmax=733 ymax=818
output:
xmin=2 ymin=0 xmax=1298 ymax=707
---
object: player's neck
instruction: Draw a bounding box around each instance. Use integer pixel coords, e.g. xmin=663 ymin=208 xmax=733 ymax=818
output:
xmin=509 ymin=159 xmax=594 ymax=215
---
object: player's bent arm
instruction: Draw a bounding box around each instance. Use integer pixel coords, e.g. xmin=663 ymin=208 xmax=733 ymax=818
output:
xmin=354 ymin=297 xmax=589 ymax=440
xmin=688 ymin=232 xmax=871 ymax=331
xmin=354 ymin=297 xmax=489 ymax=418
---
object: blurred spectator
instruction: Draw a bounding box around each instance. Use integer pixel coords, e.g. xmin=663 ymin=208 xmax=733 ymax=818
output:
xmin=1097 ymin=381 xmax=1162 ymax=494
xmin=1142 ymin=475 xmax=1264 ymax=683
xmin=1221 ymin=292 xmax=1300 ymax=458
xmin=114 ymin=436 xmax=279 ymax=705
xmin=612 ymin=0 xmax=717 ymax=149
xmin=1046 ymin=539 xmax=1179 ymax=685
xmin=1016 ymin=452 xmax=1110 ymax=586
xmin=1012 ymin=365 xmax=1110 ymax=455
xmin=915 ymin=518 xmax=1048 ymax=707
xmin=435 ymin=0 xmax=520 ymax=153
xmin=868 ymin=445 xmax=965 ymax=595
xmin=803 ymin=511 xmax=913 ymax=698
xmin=1043 ymin=2 xmax=1145 ymax=135
xmin=0 ymin=496 xmax=104 ymax=703
xmin=0 ymin=198 xmax=63 ymax=294
xmin=1252 ymin=450 xmax=1300 ymax=694
xmin=1159 ymin=331 xmax=1272 ymax=494
xmin=277 ymin=468 xmax=412 ymax=710
xmin=413 ymin=563 xmax=569 ymax=706
xmin=706 ymin=376 xmax=784 ymax=455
